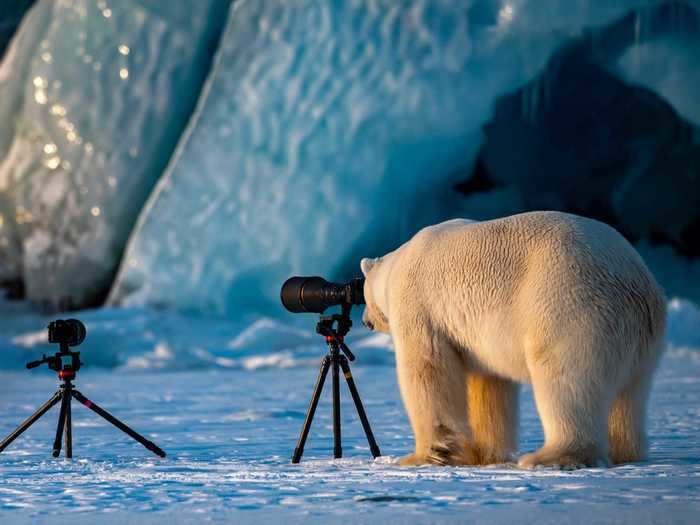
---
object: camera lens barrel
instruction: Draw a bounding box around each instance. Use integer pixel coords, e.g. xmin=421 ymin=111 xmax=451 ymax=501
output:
xmin=280 ymin=276 xmax=325 ymax=313
xmin=280 ymin=276 xmax=365 ymax=314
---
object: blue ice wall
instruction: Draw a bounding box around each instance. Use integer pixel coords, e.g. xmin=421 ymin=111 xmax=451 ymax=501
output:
xmin=109 ymin=0 xmax=661 ymax=316
xmin=616 ymin=33 xmax=700 ymax=125
xmin=0 ymin=0 xmax=698 ymax=315
xmin=0 ymin=0 xmax=229 ymax=307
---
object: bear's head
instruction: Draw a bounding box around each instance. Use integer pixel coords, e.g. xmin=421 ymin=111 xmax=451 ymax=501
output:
xmin=360 ymin=257 xmax=390 ymax=333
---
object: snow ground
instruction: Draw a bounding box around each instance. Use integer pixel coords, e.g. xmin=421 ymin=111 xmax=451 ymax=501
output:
xmin=0 ymin=302 xmax=698 ymax=523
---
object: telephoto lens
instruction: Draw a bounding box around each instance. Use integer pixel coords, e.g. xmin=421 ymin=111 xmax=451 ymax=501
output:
xmin=280 ymin=276 xmax=365 ymax=314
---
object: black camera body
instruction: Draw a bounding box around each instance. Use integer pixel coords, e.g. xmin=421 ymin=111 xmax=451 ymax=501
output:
xmin=48 ymin=319 xmax=86 ymax=348
xmin=280 ymin=276 xmax=365 ymax=314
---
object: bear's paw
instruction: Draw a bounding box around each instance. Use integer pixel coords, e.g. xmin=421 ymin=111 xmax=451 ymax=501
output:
xmin=518 ymin=446 xmax=609 ymax=470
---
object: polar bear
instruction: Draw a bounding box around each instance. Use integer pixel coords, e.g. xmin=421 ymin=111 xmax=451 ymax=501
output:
xmin=361 ymin=211 xmax=666 ymax=469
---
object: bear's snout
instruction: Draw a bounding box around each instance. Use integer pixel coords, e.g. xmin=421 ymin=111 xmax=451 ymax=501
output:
xmin=362 ymin=317 xmax=374 ymax=331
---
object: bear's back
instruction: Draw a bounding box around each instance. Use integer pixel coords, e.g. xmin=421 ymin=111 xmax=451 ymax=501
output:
xmin=395 ymin=211 xmax=665 ymax=354
xmin=407 ymin=211 xmax=651 ymax=285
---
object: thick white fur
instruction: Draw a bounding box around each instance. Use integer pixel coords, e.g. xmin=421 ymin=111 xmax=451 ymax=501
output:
xmin=361 ymin=211 xmax=666 ymax=469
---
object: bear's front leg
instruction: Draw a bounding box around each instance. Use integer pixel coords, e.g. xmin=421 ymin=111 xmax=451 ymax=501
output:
xmin=392 ymin=320 xmax=472 ymax=466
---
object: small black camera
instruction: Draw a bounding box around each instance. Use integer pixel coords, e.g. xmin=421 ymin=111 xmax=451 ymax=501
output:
xmin=280 ymin=276 xmax=365 ymax=314
xmin=47 ymin=319 xmax=86 ymax=348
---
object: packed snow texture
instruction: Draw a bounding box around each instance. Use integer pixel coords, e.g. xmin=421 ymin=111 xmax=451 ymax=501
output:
xmin=108 ymin=0 xmax=672 ymax=316
xmin=0 ymin=0 xmax=229 ymax=307
xmin=0 ymin=298 xmax=698 ymax=521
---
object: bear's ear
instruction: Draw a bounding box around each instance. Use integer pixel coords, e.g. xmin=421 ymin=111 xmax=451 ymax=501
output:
xmin=360 ymin=257 xmax=377 ymax=276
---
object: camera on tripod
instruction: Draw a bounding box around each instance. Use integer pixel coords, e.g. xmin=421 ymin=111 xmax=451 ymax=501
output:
xmin=280 ymin=275 xmax=380 ymax=463
xmin=1 ymin=317 xmax=166 ymax=459
xmin=26 ymin=319 xmax=85 ymax=376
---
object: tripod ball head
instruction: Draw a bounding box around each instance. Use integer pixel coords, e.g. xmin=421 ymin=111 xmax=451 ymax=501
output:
xmin=25 ymin=352 xmax=82 ymax=374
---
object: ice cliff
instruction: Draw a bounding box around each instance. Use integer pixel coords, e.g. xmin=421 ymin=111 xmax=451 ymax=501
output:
xmin=0 ymin=1 xmax=697 ymax=314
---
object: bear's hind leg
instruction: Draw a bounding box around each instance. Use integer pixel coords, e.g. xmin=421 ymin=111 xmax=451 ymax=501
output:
xmin=608 ymin=369 xmax=654 ymax=464
xmin=393 ymin=324 xmax=470 ymax=466
xmin=519 ymin=359 xmax=611 ymax=469
xmin=467 ymin=374 xmax=519 ymax=464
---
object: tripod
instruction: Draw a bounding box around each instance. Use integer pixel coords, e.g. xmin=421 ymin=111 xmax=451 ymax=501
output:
xmin=0 ymin=336 xmax=166 ymax=459
xmin=292 ymin=304 xmax=381 ymax=463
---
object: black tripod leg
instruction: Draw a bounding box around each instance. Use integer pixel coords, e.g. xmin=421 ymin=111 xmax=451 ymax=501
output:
xmin=339 ymin=356 xmax=381 ymax=458
xmin=71 ymin=391 xmax=166 ymax=458
xmin=332 ymin=355 xmax=342 ymax=459
xmin=292 ymin=356 xmax=331 ymax=464
xmin=52 ymin=392 xmax=69 ymax=457
xmin=64 ymin=393 xmax=72 ymax=458
xmin=0 ymin=391 xmax=62 ymax=453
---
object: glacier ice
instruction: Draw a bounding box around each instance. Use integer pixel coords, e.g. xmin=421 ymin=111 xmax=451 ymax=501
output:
xmin=109 ymin=0 xmax=659 ymax=316
xmin=616 ymin=38 xmax=700 ymax=125
xmin=0 ymin=0 xmax=229 ymax=307
xmin=458 ymin=1 xmax=700 ymax=253
xmin=1 ymin=0 xmax=696 ymax=316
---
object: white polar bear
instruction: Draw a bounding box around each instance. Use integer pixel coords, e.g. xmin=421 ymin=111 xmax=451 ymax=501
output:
xmin=360 ymin=211 xmax=666 ymax=469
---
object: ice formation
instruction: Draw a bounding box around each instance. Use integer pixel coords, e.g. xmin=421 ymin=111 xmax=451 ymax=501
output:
xmin=109 ymin=0 xmax=663 ymax=316
xmin=0 ymin=0 xmax=697 ymax=315
xmin=0 ymin=0 xmax=229 ymax=307
xmin=617 ymin=37 xmax=700 ymax=126
xmin=453 ymin=1 xmax=700 ymax=295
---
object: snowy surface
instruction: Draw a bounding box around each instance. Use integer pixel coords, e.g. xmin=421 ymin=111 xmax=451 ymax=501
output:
xmin=0 ymin=299 xmax=698 ymax=523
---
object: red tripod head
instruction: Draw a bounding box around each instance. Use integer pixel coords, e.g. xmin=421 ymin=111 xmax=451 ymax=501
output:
xmin=58 ymin=370 xmax=76 ymax=381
